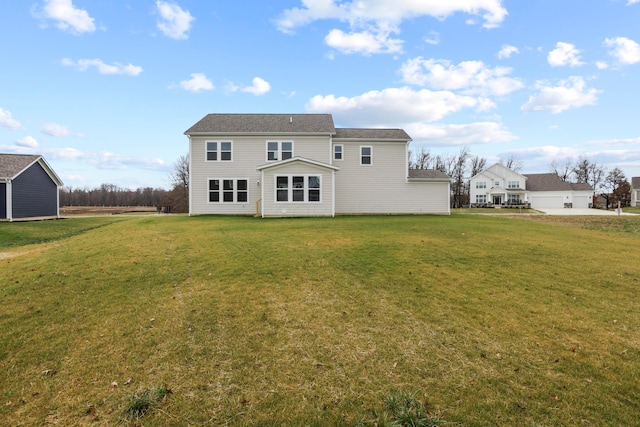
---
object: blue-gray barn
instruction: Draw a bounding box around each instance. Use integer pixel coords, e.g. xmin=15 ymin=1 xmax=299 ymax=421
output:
xmin=0 ymin=154 xmax=63 ymax=221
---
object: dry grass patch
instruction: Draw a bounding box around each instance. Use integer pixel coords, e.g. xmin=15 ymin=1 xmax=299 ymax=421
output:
xmin=1 ymin=214 xmax=639 ymax=425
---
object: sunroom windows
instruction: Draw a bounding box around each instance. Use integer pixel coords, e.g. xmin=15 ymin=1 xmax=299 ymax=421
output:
xmin=275 ymin=175 xmax=321 ymax=202
xmin=267 ymin=141 xmax=293 ymax=161
xmin=208 ymin=179 xmax=248 ymax=203
xmin=206 ymin=141 xmax=232 ymax=161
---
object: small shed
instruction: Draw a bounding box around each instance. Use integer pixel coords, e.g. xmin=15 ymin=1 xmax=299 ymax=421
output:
xmin=0 ymin=154 xmax=64 ymax=221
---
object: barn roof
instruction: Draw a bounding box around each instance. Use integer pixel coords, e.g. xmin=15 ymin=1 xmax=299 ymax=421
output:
xmin=0 ymin=154 xmax=41 ymax=179
xmin=0 ymin=153 xmax=63 ymax=186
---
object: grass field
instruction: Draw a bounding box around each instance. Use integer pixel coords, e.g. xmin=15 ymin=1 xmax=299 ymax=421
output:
xmin=1 ymin=214 xmax=639 ymax=426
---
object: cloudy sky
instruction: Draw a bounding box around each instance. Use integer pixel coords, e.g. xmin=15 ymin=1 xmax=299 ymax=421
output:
xmin=1 ymin=0 xmax=639 ymax=189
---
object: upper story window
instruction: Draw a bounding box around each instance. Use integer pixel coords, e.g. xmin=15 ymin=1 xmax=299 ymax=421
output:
xmin=206 ymin=141 xmax=232 ymax=161
xmin=360 ymin=146 xmax=372 ymax=165
xmin=334 ymin=144 xmax=343 ymax=161
xmin=508 ymin=180 xmax=520 ymax=189
xmin=267 ymin=141 xmax=293 ymax=161
xmin=494 ymin=181 xmax=500 ymax=187
xmin=476 ymin=181 xmax=487 ymax=189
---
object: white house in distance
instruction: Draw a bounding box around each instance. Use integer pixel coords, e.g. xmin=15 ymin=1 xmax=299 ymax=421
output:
xmin=469 ymin=163 xmax=594 ymax=209
xmin=632 ymin=177 xmax=640 ymax=207
xmin=184 ymin=114 xmax=451 ymax=217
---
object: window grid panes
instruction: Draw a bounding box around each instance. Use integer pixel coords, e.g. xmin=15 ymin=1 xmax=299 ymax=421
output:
xmin=275 ymin=175 xmax=321 ymax=203
xmin=206 ymin=141 xmax=232 ymax=161
xmin=361 ymin=146 xmax=372 ymax=165
xmin=209 ymin=179 xmax=248 ymax=203
xmin=334 ymin=145 xmax=343 ymax=160
xmin=476 ymin=181 xmax=486 ymax=189
xmin=267 ymin=141 xmax=293 ymax=161
xmin=508 ymin=180 xmax=519 ymax=189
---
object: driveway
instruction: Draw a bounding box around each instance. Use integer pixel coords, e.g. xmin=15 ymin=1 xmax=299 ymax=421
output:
xmin=538 ymin=208 xmax=637 ymax=216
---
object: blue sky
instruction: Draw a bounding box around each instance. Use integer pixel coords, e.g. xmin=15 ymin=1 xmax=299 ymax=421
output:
xmin=1 ymin=0 xmax=639 ymax=189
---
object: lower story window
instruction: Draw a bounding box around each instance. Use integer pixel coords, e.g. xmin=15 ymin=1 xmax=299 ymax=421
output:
xmin=209 ymin=179 xmax=248 ymax=203
xmin=276 ymin=175 xmax=321 ymax=202
xmin=508 ymin=194 xmax=520 ymax=204
xmin=476 ymin=194 xmax=487 ymax=203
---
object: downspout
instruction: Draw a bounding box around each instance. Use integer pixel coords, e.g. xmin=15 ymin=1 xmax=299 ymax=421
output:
xmin=188 ymin=135 xmax=193 ymax=216
xmin=261 ymin=170 xmax=265 ymax=218
xmin=332 ymin=170 xmax=336 ymax=217
xmin=57 ymin=185 xmax=61 ymax=219
xmin=6 ymin=180 xmax=12 ymax=222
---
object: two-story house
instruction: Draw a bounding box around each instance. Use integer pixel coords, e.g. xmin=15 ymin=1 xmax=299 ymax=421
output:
xmin=632 ymin=177 xmax=640 ymax=207
xmin=469 ymin=163 xmax=594 ymax=209
xmin=469 ymin=163 xmax=527 ymax=207
xmin=184 ymin=114 xmax=451 ymax=217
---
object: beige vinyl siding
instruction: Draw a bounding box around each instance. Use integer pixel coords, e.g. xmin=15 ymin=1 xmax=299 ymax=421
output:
xmin=334 ymin=140 xmax=449 ymax=214
xmin=190 ymin=135 xmax=332 ymax=215
xmin=260 ymin=162 xmax=334 ymax=217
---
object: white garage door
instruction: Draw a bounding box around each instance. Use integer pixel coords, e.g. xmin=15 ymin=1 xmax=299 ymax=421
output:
xmin=573 ymin=196 xmax=590 ymax=209
xmin=531 ymin=196 xmax=564 ymax=209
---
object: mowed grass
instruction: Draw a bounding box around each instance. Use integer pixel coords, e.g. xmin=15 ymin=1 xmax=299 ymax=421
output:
xmin=1 ymin=214 xmax=639 ymax=426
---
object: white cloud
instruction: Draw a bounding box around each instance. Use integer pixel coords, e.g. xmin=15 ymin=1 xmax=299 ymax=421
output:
xmin=35 ymin=0 xmax=96 ymax=34
xmin=424 ymin=31 xmax=440 ymax=45
xmin=276 ymin=0 xmax=508 ymax=33
xmin=16 ymin=136 xmax=39 ymax=148
xmin=156 ymin=1 xmax=195 ymax=40
xmin=547 ymin=42 xmax=584 ymax=67
xmin=605 ymin=37 xmax=640 ymax=65
xmin=0 ymin=108 xmax=22 ymax=130
xmin=521 ymin=76 xmax=601 ymax=114
xmin=399 ymin=57 xmax=523 ymax=96
xmin=179 ymin=73 xmax=214 ymax=92
xmin=91 ymin=152 xmax=167 ymax=170
xmin=497 ymin=44 xmax=518 ymax=59
xmin=325 ymin=28 xmax=403 ymax=55
xmin=596 ymin=61 xmax=609 ymax=70
xmin=305 ymin=86 xmax=491 ymax=126
xmin=61 ymin=58 xmax=143 ymax=76
xmin=627 ymin=0 xmax=640 ymax=5
xmin=241 ymin=77 xmax=272 ymax=96
xmin=406 ymin=122 xmax=517 ymax=146
xmin=42 ymin=122 xmax=83 ymax=137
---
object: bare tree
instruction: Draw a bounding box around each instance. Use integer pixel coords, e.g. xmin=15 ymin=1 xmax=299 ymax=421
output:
xmin=409 ymin=147 xmax=432 ymax=170
xmin=450 ymin=146 xmax=470 ymax=208
xmin=164 ymin=153 xmax=190 ymax=213
xmin=500 ymin=153 xmax=523 ymax=172
xmin=572 ymin=156 xmax=606 ymax=191
xmin=604 ymin=167 xmax=629 ymax=208
xmin=469 ymin=155 xmax=487 ymax=178
xmin=550 ymin=158 xmax=574 ymax=182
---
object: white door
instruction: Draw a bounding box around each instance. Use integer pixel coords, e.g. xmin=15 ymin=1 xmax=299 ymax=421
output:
xmin=530 ymin=196 xmax=563 ymax=209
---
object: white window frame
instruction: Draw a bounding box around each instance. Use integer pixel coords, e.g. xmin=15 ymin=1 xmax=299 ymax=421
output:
xmin=476 ymin=194 xmax=487 ymax=203
xmin=333 ymin=144 xmax=344 ymax=161
xmin=274 ymin=175 xmax=321 ymax=203
xmin=208 ymin=178 xmax=248 ymax=203
xmin=508 ymin=180 xmax=519 ymax=189
xmin=360 ymin=146 xmax=372 ymax=166
xmin=476 ymin=181 xmax=487 ymax=189
xmin=266 ymin=141 xmax=294 ymax=162
xmin=494 ymin=181 xmax=500 ymax=187
xmin=507 ymin=194 xmax=520 ymax=204
xmin=206 ymin=141 xmax=233 ymax=162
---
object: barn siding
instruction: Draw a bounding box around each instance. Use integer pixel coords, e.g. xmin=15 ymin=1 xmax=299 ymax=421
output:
xmin=12 ymin=162 xmax=58 ymax=218
xmin=0 ymin=183 xmax=6 ymax=219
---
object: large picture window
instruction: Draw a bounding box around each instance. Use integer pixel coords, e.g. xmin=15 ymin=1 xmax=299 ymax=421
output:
xmin=209 ymin=179 xmax=248 ymax=203
xmin=275 ymin=175 xmax=321 ymax=202
xmin=267 ymin=141 xmax=293 ymax=161
xmin=206 ymin=141 xmax=233 ymax=161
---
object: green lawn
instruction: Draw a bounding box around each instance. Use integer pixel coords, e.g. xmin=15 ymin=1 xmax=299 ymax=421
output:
xmin=1 ymin=214 xmax=639 ymax=426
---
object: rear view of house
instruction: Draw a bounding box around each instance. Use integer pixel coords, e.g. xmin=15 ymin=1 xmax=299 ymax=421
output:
xmin=184 ymin=113 xmax=451 ymax=217
xmin=0 ymin=154 xmax=63 ymax=221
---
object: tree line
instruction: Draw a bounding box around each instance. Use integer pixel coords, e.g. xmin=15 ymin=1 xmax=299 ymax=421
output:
xmin=409 ymin=147 xmax=634 ymax=209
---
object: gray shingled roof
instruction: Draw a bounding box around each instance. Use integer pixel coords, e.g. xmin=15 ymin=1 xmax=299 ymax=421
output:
xmin=408 ymin=169 xmax=450 ymax=180
xmin=524 ymin=173 xmax=593 ymax=191
xmin=333 ymin=128 xmax=411 ymax=141
xmin=184 ymin=114 xmax=336 ymax=135
xmin=632 ymin=177 xmax=640 ymax=188
xmin=0 ymin=154 xmax=41 ymax=178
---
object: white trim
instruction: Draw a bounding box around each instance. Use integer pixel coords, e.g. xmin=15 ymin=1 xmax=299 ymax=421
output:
xmin=333 ymin=144 xmax=344 ymax=161
xmin=266 ymin=140 xmax=294 ymax=162
xmin=205 ymin=140 xmax=233 ymax=162
xmin=256 ymin=156 xmax=339 ymax=172
xmin=207 ymin=178 xmax=249 ymax=204
xmin=274 ymin=174 xmax=322 ymax=203
xmin=188 ymin=136 xmax=193 ymax=215
xmin=6 ymin=181 xmax=12 ymax=221
xmin=360 ymin=145 xmax=372 ymax=166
